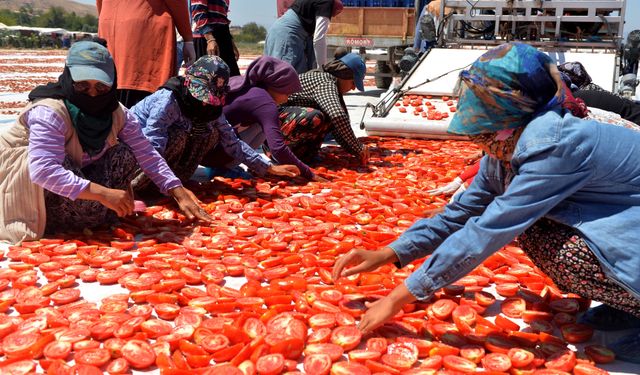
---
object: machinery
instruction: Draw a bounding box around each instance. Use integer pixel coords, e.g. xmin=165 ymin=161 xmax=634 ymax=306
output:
xmin=362 ymin=0 xmax=628 ymax=139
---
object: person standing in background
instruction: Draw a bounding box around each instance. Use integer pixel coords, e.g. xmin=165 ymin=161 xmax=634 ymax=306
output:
xmin=191 ymin=0 xmax=240 ymax=76
xmin=97 ymin=0 xmax=196 ymax=108
xmin=265 ymin=0 xmax=344 ymax=74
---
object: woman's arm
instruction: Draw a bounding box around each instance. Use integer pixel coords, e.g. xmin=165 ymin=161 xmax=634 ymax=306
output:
xmin=313 ymin=81 xmax=363 ymax=157
xmin=313 ymin=16 xmax=330 ymax=67
xmin=401 ymin=152 xmax=592 ymax=300
xmin=27 ymin=106 xmax=91 ymax=200
xmin=251 ymin=96 xmax=316 ymax=179
xmin=165 ymin=0 xmax=193 ymax=42
xmin=133 ymin=90 xmax=180 ymax=155
xmin=216 ymin=114 xmax=272 ymax=176
xmin=118 ymin=109 xmax=182 ymax=194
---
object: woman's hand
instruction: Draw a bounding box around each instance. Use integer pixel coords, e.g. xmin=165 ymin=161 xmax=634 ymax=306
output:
xmin=267 ymin=164 xmax=300 ymax=178
xmin=311 ymin=173 xmax=329 ymax=183
xmin=359 ymin=145 xmax=370 ymax=165
xmin=168 ymin=186 xmax=213 ymax=223
xmin=358 ymin=283 xmax=416 ymax=334
xmin=206 ymin=38 xmax=219 ymax=56
xmin=427 ymin=177 xmax=463 ymax=196
xmin=79 ymin=182 xmax=133 ymax=217
xmin=182 ymin=41 xmax=196 ymax=67
xmin=101 ymin=187 xmax=134 ymax=217
xmin=332 ymin=247 xmax=399 ymax=282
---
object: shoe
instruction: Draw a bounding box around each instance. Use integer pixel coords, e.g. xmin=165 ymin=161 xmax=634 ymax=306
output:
xmin=609 ymin=332 xmax=640 ymax=363
xmin=578 ymin=304 xmax=640 ymax=331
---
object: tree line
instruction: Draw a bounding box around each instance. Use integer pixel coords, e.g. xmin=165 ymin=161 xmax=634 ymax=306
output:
xmin=0 ymin=5 xmax=98 ymax=32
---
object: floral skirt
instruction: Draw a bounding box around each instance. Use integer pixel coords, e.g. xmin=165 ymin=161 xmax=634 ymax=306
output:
xmin=275 ymin=106 xmax=327 ymax=163
xmin=44 ymin=143 xmax=137 ymax=234
xmin=132 ymin=126 xmax=219 ymax=195
xmin=518 ymin=218 xmax=640 ymax=318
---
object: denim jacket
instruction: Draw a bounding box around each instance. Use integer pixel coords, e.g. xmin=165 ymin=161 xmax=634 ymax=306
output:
xmin=390 ymin=109 xmax=640 ymax=301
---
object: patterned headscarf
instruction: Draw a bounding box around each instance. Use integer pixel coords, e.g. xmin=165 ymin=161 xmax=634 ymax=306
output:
xmin=185 ymin=55 xmax=230 ymax=107
xmin=448 ymin=43 xmax=561 ymax=136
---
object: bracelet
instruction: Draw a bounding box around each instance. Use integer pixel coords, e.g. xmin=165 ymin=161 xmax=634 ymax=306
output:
xmin=206 ymin=39 xmax=217 ymax=44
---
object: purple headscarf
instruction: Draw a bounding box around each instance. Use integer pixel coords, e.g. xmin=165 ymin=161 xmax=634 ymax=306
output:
xmin=228 ymin=56 xmax=302 ymax=96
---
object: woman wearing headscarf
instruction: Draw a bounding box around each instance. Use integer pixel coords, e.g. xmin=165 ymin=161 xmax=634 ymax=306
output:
xmin=130 ymin=55 xmax=300 ymax=194
xmin=0 ymin=41 xmax=210 ymax=244
xmin=279 ymin=52 xmax=369 ymax=165
xmin=202 ymin=56 xmax=322 ymax=181
xmin=265 ymin=0 xmax=344 ymax=74
xmin=333 ymin=43 xmax=640 ymax=362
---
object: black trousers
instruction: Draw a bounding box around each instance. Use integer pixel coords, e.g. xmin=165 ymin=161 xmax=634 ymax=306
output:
xmin=194 ymin=24 xmax=240 ymax=77
xmin=575 ymin=89 xmax=640 ymax=125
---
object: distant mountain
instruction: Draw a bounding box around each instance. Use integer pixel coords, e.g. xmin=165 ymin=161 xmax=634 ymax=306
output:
xmin=0 ymin=0 xmax=96 ymax=16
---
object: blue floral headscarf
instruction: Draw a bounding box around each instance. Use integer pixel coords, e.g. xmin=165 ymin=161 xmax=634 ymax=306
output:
xmin=448 ymin=43 xmax=562 ymax=135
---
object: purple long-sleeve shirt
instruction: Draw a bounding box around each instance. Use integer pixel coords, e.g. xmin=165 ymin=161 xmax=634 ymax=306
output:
xmin=223 ymin=87 xmax=315 ymax=179
xmin=26 ymin=105 xmax=182 ymax=200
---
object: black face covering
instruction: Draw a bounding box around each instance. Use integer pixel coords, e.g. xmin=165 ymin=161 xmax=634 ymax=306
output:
xmin=29 ymin=67 xmax=119 ymax=155
xmin=162 ymin=76 xmax=223 ymax=126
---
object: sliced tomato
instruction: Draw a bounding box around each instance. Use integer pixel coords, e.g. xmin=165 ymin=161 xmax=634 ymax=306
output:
xmin=560 ymin=323 xmax=593 ymax=344
xmin=303 ymin=353 xmax=332 ymax=375
xmin=256 ymin=353 xmax=284 ymax=375
xmin=330 ymin=326 xmax=361 ymax=351
xmin=442 ymin=355 xmax=477 ymax=372
xmin=481 ymin=352 xmax=511 ymax=372
xmin=121 ymin=339 xmax=156 ymax=369
xmin=545 ymin=350 xmax=577 ymax=373
xmin=584 ymin=345 xmax=615 ymax=364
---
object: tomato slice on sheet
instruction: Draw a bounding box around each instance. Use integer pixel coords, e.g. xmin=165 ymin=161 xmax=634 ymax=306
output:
xmin=303 ymin=353 xmax=332 ymax=375
xmin=256 ymin=353 xmax=285 ymax=375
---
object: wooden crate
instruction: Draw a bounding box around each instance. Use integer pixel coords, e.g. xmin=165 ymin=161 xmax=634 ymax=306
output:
xmin=328 ymin=7 xmax=417 ymax=39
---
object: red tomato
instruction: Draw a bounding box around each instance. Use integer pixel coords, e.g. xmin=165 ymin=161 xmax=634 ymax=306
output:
xmin=330 ymin=326 xmax=361 ymax=351
xmin=508 ymin=348 xmax=535 ymax=368
xmin=584 ymin=345 xmax=615 ymax=364
xmin=481 ymin=352 xmax=512 ymax=372
xmin=75 ymin=348 xmax=111 ymax=367
xmin=545 ymin=350 xmax=577 ymax=373
xmin=501 ymin=297 xmax=526 ymax=319
xmin=43 ymin=340 xmax=72 ymax=360
xmin=573 ymin=363 xmax=609 ymax=375
xmin=430 ymin=299 xmax=457 ymax=320
xmin=442 ymin=355 xmax=477 ymax=372
xmin=256 ymin=353 xmax=285 ymax=375
xmin=330 ymin=361 xmax=372 ymax=375
xmin=304 ymin=343 xmax=344 ymax=362
xmin=459 ymin=345 xmax=485 ymax=364
xmin=303 ymin=353 xmax=332 ymax=375
xmin=560 ymin=323 xmax=593 ymax=344
xmin=121 ymin=339 xmax=156 ymax=369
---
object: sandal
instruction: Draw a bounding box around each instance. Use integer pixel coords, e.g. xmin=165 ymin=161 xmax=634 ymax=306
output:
xmin=578 ymin=304 xmax=640 ymax=331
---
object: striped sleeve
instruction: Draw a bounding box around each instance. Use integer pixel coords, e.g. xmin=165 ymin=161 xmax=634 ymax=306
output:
xmin=118 ymin=109 xmax=182 ymax=194
xmin=191 ymin=0 xmax=230 ymax=35
xmin=26 ymin=106 xmax=91 ymax=200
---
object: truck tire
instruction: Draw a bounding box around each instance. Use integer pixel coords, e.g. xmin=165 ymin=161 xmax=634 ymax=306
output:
xmin=375 ymin=61 xmax=393 ymax=89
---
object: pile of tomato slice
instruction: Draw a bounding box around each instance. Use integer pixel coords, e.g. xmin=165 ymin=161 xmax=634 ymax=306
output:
xmin=0 ymin=137 xmax=617 ymax=374
xmin=395 ymin=95 xmax=457 ymax=120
